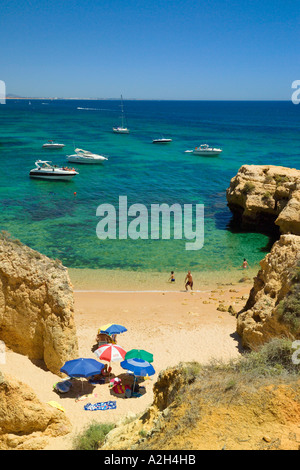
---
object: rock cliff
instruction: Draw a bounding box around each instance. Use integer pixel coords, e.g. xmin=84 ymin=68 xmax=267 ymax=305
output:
xmin=0 ymin=371 xmax=71 ymax=450
xmin=226 ymin=164 xmax=300 ymax=235
xmin=236 ymin=234 xmax=300 ymax=349
xmin=101 ymin=364 xmax=300 ymax=450
xmin=0 ymin=233 xmax=78 ymax=375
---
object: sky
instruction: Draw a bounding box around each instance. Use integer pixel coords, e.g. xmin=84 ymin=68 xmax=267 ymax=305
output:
xmin=1 ymin=0 xmax=300 ymax=100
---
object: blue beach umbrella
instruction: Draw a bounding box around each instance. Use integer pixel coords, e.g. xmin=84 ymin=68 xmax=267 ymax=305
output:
xmin=120 ymin=358 xmax=155 ymax=377
xmin=60 ymin=358 xmax=105 ymax=378
xmin=100 ymin=324 xmax=127 ymax=335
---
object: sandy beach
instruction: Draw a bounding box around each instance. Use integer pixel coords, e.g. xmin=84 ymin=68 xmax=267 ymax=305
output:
xmin=1 ymin=277 xmax=252 ymax=450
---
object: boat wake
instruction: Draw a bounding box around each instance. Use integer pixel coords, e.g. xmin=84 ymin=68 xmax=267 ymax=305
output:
xmin=77 ymin=107 xmax=114 ymax=111
xmin=77 ymin=107 xmax=101 ymax=111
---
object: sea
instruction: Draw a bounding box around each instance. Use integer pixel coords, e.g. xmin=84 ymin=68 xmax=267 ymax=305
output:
xmin=0 ymin=99 xmax=299 ymax=289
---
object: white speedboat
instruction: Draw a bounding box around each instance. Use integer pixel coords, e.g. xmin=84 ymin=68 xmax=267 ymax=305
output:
xmin=185 ymin=144 xmax=222 ymax=156
xmin=29 ymin=161 xmax=78 ymax=181
xmin=67 ymin=148 xmax=108 ymax=164
xmin=42 ymin=140 xmax=65 ymax=149
xmin=152 ymin=137 xmax=172 ymax=144
xmin=113 ymin=95 xmax=130 ymax=134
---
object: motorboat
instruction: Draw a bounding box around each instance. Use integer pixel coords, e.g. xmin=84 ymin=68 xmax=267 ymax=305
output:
xmin=185 ymin=144 xmax=222 ymax=156
xmin=66 ymin=148 xmax=108 ymax=164
xmin=152 ymin=137 xmax=172 ymax=144
xmin=113 ymin=95 xmax=130 ymax=134
xmin=29 ymin=161 xmax=78 ymax=181
xmin=42 ymin=140 xmax=65 ymax=149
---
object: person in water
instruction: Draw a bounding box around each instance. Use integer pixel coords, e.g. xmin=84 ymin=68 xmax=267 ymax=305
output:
xmin=185 ymin=270 xmax=193 ymax=291
xmin=241 ymin=258 xmax=249 ymax=269
xmin=169 ymin=271 xmax=175 ymax=283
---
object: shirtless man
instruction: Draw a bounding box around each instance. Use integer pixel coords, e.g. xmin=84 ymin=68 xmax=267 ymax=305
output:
xmin=185 ymin=270 xmax=193 ymax=291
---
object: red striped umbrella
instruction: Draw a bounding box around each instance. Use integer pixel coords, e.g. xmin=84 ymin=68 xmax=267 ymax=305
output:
xmin=94 ymin=344 xmax=126 ymax=362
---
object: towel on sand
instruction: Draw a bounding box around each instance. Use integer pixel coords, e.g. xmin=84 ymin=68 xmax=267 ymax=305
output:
xmin=84 ymin=401 xmax=117 ymax=411
xmin=47 ymin=401 xmax=65 ymax=412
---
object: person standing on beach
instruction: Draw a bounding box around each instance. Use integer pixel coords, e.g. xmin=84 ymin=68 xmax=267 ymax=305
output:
xmin=241 ymin=258 xmax=249 ymax=269
xmin=185 ymin=270 xmax=193 ymax=291
xmin=168 ymin=271 xmax=175 ymax=283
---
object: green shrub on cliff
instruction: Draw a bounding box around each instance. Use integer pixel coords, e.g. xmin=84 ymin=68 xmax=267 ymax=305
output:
xmin=237 ymin=338 xmax=299 ymax=377
xmin=72 ymin=422 xmax=115 ymax=450
xmin=242 ymin=182 xmax=255 ymax=195
xmin=273 ymin=174 xmax=289 ymax=185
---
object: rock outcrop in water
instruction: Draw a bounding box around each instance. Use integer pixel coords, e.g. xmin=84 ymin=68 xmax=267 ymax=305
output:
xmin=0 ymin=233 xmax=78 ymax=375
xmin=236 ymin=234 xmax=300 ymax=349
xmin=226 ymin=164 xmax=300 ymax=235
xmin=0 ymin=371 xmax=71 ymax=450
xmin=227 ymin=165 xmax=300 ymax=349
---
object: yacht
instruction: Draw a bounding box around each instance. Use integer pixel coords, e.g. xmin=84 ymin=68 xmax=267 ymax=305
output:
xmin=29 ymin=161 xmax=78 ymax=181
xmin=67 ymin=148 xmax=108 ymax=164
xmin=152 ymin=137 xmax=172 ymax=144
xmin=42 ymin=140 xmax=65 ymax=149
xmin=113 ymin=95 xmax=130 ymax=134
xmin=186 ymin=144 xmax=222 ymax=156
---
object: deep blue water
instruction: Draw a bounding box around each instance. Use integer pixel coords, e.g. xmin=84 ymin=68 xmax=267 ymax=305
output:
xmin=0 ymin=99 xmax=299 ymax=272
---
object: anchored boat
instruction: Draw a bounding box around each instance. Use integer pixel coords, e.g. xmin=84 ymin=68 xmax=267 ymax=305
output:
xmin=67 ymin=148 xmax=108 ymax=164
xmin=29 ymin=160 xmax=78 ymax=181
xmin=185 ymin=144 xmax=222 ymax=156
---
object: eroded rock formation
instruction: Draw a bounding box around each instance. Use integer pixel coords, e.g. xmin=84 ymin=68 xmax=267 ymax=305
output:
xmin=101 ymin=365 xmax=300 ymax=450
xmin=226 ymin=164 xmax=300 ymax=235
xmin=237 ymin=234 xmax=300 ymax=349
xmin=0 ymin=371 xmax=71 ymax=450
xmin=0 ymin=234 xmax=78 ymax=374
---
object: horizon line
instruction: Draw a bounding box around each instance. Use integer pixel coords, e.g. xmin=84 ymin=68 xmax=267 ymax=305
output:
xmin=5 ymin=96 xmax=292 ymax=102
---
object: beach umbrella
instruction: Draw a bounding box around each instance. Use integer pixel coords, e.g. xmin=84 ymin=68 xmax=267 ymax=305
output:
xmin=125 ymin=349 xmax=153 ymax=363
xmin=99 ymin=324 xmax=127 ymax=335
xmin=94 ymin=344 xmax=127 ymax=362
xmin=60 ymin=358 xmax=105 ymax=378
xmin=60 ymin=358 xmax=105 ymax=394
xmin=120 ymin=358 xmax=155 ymax=377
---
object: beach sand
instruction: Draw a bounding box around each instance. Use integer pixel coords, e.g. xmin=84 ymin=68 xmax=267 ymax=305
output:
xmin=1 ymin=277 xmax=252 ymax=450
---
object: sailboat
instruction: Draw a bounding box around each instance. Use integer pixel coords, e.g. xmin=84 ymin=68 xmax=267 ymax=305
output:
xmin=113 ymin=95 xmax=130 ymax=134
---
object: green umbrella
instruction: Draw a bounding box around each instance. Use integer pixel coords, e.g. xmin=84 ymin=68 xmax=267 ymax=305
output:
xmin=125 ymin=349 xmax=153 ymax=363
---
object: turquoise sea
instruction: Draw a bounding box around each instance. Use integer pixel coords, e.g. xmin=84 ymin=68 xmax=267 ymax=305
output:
xmin=0 ymin=100 xmax=299 ymax=287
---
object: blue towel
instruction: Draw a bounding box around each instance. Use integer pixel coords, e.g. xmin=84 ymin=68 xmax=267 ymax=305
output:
xmin=84 ymin=401 xmax=116 ymax=411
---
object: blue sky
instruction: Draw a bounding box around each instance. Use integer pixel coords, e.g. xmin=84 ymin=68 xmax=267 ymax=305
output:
xmin=1 ymin=0 xmax=299 ymax=99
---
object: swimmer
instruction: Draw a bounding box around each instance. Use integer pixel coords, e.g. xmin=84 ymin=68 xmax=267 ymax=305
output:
xmin=241 ymin=258 xmax=249 ymax=269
